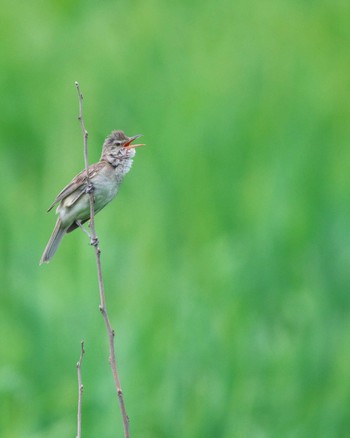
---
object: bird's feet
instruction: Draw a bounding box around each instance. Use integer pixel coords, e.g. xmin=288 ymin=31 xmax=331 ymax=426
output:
xmin=90 ymin=236 xmax=99 ymax=247
xmin=85 ymin=182 xmax=94 ymax=194
xmin=76 ymin=220 xmax=100 ymax=251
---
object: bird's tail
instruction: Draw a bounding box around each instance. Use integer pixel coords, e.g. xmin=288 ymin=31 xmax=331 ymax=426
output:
xmin=40 ymin=219 xmax=67 ymax=265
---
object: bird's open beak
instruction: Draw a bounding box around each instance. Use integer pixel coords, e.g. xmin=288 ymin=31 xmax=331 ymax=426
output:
xmin=124 ymin=134 xmax=145 ymax=149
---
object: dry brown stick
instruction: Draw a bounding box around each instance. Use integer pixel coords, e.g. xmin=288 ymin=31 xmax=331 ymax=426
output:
xmin=76 ymin=341 xmax=85 ymax=438
xmin=74 ymin=81 xmax=130 ymax=438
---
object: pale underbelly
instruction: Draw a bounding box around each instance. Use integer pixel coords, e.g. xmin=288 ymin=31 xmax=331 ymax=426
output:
xmin=58 ymin=176 xmax=119 ymax=227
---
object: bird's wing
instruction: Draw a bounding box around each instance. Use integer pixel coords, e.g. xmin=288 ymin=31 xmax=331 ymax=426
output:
xmin=47 ymin=162 xmax=106 ymax=212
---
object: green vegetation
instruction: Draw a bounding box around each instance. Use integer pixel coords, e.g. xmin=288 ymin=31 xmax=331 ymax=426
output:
xmin=1 ymin=0 xmax=350 ymax=436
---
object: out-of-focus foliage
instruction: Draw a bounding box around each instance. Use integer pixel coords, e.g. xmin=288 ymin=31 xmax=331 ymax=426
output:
xmin=1 ymin=0 xmax=350 ymax=436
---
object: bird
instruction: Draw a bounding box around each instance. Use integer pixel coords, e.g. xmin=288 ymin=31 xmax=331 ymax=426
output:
xmin=40 ymin=130 xmax=144 ymax=264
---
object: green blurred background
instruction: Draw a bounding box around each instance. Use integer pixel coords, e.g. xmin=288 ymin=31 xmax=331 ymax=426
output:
xmin=1 ymin=0 xmax=350 ymax=436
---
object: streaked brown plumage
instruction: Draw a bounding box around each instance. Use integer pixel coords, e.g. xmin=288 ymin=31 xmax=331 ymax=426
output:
xmin=40 ymin=130 xmax=144 ymax=264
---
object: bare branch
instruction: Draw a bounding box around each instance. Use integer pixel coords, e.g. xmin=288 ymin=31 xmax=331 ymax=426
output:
xmin=75 ymin=81 xmax=130 ymax=438
xmin=74 ymin=81 xmax=95 ymax=239
xmin=76 ymin=341 xmax=85 ymax=438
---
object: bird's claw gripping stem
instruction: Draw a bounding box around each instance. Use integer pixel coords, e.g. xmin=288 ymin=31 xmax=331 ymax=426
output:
xmin=85 ymin=182 xmax=94 ymax=194
xmin=90 ymin=237 xmax=99 ymax=247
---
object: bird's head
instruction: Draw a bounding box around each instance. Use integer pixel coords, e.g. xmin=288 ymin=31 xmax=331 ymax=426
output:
xmin=101 ymin=130 xmax=144 ymax=166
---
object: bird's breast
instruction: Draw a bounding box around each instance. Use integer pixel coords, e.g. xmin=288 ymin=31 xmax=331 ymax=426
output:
xmin=57 ymin=163 xmax=126 ymax=227
xmin=92 ymin=172 xmax=120 ymax=210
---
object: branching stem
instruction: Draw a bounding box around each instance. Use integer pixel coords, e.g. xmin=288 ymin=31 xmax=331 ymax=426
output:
xmin=75 ymin=81 xmax=130 ymax=438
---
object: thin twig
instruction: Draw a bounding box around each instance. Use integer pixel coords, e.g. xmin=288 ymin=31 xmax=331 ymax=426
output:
xmin=76 ymin=341 xmax=85 ymax=438
xmin=75 ymin=81 xmax=130 ymax=438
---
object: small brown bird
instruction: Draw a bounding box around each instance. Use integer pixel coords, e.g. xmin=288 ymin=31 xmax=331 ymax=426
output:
xmin=40 ymin=130 xmax=144 ymax=264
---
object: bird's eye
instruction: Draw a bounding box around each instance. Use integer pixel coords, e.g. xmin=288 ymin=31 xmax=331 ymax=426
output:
xmin=115 ymin=141 xmax=122 ymax=146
